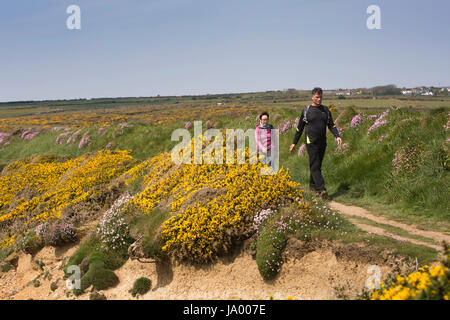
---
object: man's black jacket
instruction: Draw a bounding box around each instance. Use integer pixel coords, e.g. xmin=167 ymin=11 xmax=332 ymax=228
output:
xmin=292 ymin=104 xmax=340 ymax=146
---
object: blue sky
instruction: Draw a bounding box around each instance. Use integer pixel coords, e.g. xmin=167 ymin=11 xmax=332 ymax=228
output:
xmin=0 ymin=0 xmax=449 ymax=102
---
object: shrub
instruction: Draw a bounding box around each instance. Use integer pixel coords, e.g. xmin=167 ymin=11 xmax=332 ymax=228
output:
xmin=50 ymin=280 xmax=58 ymax=291
xmin=74 ymin=253 xmax=120 ymax=295
xmin=351 ymin=114 xmax=363 ymax=128
xmin=96 ymin=192 xmax=132 ymax=252
xmin=392 ymin=145 xmax=424 ymax=174
xmin=132 ymin=277 xmax=152 ymax=297
xmin=367 ymin=243 xmax=450 ymax=300
xmin=15 ymin=231 xmax=44 ymax=254
xmin=90 ymin=292 xmax=107 ymax=300
xmin=128 ymin=208 xmax=169 ymax=260
xmin=255 ymin=210 xmax=288 ymax=280
xmin=256 ymin=226 xmax=287 ymax=280
xmin=36 ymin=222 xmax=77 ymax=247
xmin=1 ymin=262 xmax=12 ymax=273
xmin=253 ymin=208 xmax=275 ymax=233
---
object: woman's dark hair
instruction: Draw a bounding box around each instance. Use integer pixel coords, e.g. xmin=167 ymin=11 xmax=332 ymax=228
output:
xmin=312 ymin=87 xmax=323 ymax=95
xmin=259 ymin=112 xmax=269 ymax=120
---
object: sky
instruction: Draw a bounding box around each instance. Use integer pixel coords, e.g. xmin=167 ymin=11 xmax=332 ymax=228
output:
xmin=0 ymin=0 xmax=449 ymax=102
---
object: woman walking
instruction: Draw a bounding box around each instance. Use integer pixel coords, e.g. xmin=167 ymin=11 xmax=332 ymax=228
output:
xmin=255 ymin=112 xmax=275 ymax=167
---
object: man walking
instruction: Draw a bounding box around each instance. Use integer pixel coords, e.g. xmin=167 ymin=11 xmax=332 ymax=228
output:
xmin=289 ymin=87 xmax=342 ymax=199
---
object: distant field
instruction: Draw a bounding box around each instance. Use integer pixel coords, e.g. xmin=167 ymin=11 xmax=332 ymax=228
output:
xmin=1 ymin=93 xmax=449 ymax=124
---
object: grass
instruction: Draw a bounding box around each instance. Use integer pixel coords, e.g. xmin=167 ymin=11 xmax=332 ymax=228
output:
xmin=75 ymin=253 xmax=119 ymax=294
xmin=255 ymin=210 xmax=288 ymax=280
xmin=64 ymin=233 xmax=129 ymax=295
xmin=1 ymin=262 xmax=12 ymax=272
xmin=128 ymin=208 xmax=170 ymax=259
xmin=282 ymin=106 xmax=449 ymax=229
xmin=330 ymin=196 xmax=450 ymax=234
xmin=2 ymin=94 xmax=448 ymax=276
xmin=347 ymin=215 xmax=440 ymax=246
xmin=254 ymin=194 xmax=440 ymax=280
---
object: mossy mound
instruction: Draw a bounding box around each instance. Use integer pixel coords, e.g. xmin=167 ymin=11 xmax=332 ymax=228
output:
xmin=131 ymin=277 xmax=152 ymax=297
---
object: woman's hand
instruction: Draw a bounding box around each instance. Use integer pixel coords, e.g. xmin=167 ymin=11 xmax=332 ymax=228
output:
xmin=336 ymin=137 xmax=342 ymax=147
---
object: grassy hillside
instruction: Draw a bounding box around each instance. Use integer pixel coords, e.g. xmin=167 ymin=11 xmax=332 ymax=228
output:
xmin=0 ymin=94 xmax=449 ymax=299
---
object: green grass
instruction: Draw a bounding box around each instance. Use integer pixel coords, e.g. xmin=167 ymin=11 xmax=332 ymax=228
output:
xmin=255 ymin=210 xmax=288 ymax=280
xmin=64 ymin=233 xmax=130 ymax=295
xmin=282 ymin=106 xmax=449 ymax=229
xmin=1 ymin=262 xmax=12 ymax=273
xmin=254 ymin=195 xmax=440 ymax=281
xmin=347 ymin=215 xmax=440 ymax=246
xmin=128 ymin=208 xmax=171 ymax=259
xmin=297 ymin=199 xmax=440 ymax=264
xmin=2 ymin=94 xmax=448 ymax=271
xmin=75 ymin=253 xmax=119 ymax=295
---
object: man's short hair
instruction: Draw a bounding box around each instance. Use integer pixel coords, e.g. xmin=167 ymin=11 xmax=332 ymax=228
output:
xmin=259 ymin=112 xmax=269 ymax=119
xmin=312 ymin=87 xmax=323 ymax=96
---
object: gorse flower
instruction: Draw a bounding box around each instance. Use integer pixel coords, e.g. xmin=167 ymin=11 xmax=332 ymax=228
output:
xmin=0 ymin=149 xmax=137 ymax=249
xmin=369 ymin=263 xmax=449 ymax=300
xmin=125 ymin=135 xmax=308 ymax=261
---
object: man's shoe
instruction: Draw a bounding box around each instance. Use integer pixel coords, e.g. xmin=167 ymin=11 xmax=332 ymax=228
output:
xmin=319 ymin=190 xmax=328 ymax=200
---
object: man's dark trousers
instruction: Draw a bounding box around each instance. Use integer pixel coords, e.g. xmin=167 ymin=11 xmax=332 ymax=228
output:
xmin=306 ymin=142 xmax=327 ymax=192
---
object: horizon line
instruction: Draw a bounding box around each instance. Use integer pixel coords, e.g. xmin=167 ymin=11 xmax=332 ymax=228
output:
xmin=1 ymin=84 xmax=448 ymax=104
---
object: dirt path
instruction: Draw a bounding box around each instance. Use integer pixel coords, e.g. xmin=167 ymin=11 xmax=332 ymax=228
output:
xmin=329 ymin=201 xmax=450 ymax=250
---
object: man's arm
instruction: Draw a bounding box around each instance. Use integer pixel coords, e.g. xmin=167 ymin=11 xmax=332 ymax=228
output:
xmin=292 ymin=109 xmax=306 ymax=145
xmin=326 ymin=107 xmax=340 ymax=139
xmin=326 ymin=107 xmax=342 ymax=147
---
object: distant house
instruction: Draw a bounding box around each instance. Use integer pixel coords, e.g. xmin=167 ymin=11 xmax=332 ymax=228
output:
xmin=402 ymin=89 xmax=413 ymax=96
xmin=335 ymin=91 xmax=351 ymax=96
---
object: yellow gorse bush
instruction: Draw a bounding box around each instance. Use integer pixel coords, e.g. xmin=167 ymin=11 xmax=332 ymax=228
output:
xmin=126 ymin=135 xmax=308 ymax=260
xmin=369 ymin=263 xmax=450 ymax=300
xmin=0 ymin=104 xmax=260 ymax=131
xmin=0 ymin=150 xmax=137 ymax=248
xmin=1 ymin=131 xmax=308 ymax=261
